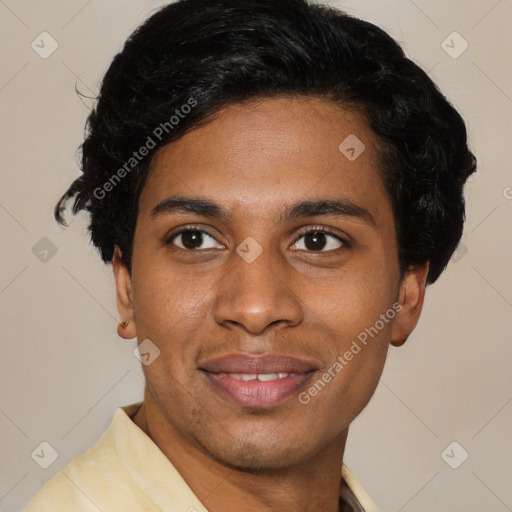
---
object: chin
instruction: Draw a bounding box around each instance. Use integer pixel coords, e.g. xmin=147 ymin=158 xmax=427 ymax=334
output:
xmin=200 ymin=434 xmax=312 ymax=472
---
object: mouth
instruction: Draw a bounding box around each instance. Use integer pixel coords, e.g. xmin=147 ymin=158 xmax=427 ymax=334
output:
xmin=199 ymin=352 xmax=318 ymax=408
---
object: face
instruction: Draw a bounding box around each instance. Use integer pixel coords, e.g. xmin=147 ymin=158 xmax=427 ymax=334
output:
xmin=115 ymin=97 xmax=427 ymax=470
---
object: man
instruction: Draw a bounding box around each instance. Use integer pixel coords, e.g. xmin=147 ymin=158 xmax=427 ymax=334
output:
xmin=24 ymin=0 xmax=476 ymax=510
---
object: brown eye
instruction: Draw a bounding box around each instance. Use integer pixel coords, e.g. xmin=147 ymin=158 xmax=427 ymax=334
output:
xmin=170 ymin=229 xmax=224 ymax=251
xmin=290 ymin=230 xmax=345 ymax=252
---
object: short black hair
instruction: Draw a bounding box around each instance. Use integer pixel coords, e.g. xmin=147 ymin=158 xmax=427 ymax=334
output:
xmin=55 ymin=0 xmax=476 ymax=284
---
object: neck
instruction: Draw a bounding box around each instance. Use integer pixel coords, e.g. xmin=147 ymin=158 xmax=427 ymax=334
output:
xmin=132 ymin=389 xmax=349 ymax=512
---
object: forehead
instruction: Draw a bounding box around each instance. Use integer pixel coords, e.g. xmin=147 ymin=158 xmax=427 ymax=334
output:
xmin=138 ymin=97 xmax=391 ymax=227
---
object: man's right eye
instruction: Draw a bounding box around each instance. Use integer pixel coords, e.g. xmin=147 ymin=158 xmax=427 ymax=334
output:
xmin=168 ymin=229 xmax=225 ymax=251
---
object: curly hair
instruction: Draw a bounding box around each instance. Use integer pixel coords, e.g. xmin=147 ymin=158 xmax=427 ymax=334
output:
xmin=55 ymin=0 xmax=476 ymax=284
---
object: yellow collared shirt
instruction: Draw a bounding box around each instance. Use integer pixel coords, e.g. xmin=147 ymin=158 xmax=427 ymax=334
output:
xmin=24 ymin=402 xmax=379 ymax=511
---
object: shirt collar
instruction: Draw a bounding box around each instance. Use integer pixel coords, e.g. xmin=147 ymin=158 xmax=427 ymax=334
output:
xmin=113 ymin=402 xmax=378 ymax=512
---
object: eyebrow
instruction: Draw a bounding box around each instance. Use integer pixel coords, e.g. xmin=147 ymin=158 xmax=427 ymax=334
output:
xmin=150 ymin=195 xmax=375 ymax=225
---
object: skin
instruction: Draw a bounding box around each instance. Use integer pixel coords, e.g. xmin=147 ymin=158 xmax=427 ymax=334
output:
xmin=113 ymin=97 xmax=428 ymax=512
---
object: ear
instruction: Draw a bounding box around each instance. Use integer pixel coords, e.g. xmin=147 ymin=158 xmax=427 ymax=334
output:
xmin=112 ymin=247 xmax=137 ymax=340
xmin=390 ymin=262 xmax=429 ymax=347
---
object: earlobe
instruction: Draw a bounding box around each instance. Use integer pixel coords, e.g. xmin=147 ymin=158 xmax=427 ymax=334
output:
xmin=113 ymin=247 xmax=137 ymax=340
xmin=390 ymin=262 xmax=429 ymax=347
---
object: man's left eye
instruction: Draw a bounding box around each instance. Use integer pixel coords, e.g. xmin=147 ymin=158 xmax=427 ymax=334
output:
xmin=290 ymin=230 xmax=345 ymax=252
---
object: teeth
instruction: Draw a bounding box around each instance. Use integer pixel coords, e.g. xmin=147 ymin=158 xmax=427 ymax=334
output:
xmin=230 ymin=373 xmax=258 ymax=381
xmin=257 ymin=373 xmax=279 ymax=381
xmin=229 ymin=372 xmax=291 ymax=381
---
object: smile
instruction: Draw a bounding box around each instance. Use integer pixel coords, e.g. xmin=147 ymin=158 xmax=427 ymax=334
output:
xmin=199 ymin=352 xmax=319 ymax=408
xmin=201 ymin=370 xmax=314 ymax=408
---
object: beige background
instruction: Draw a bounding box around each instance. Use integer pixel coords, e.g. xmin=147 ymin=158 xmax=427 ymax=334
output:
xmin=1 ymin=0 xmax=511 ymax=511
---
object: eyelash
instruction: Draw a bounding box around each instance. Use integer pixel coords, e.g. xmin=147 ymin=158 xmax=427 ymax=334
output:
xmin=166 ymin=224 xmax=350 ymax=254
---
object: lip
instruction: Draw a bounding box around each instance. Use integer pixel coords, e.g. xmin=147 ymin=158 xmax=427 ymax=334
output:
xmin=199 ymin=352 xmax=318 ymax=408
xmin=199 ymin=352 xmax=319 ymax=374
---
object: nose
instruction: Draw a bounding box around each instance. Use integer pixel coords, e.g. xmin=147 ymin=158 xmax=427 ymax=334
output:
xmin=213 ymin=247 xmax=304 ymax=335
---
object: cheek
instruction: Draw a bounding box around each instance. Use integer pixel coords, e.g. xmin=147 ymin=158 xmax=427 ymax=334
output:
xmin=295 ymin=342 xmax=388 ymax=443
xmin=304 ymin=265 xmax=396 ymax=343
xmin=296 ymin=265 xmax=394 ymax=412
xmin=130 ymin=270 xmax=214 ymax=385
xmin=309 ymin=328 xmax=389 ymax=432
xmin=300 ymin=267 xmax=394 ymax=416
xmin=132 ymin=256 xmax=211 ymax=330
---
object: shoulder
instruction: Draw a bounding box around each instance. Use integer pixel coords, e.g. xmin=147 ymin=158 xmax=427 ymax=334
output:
xmin=23 ymin=403 xmax=147 ymax=511
xmin=22 ymin=468 xmax=92 ymax=512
